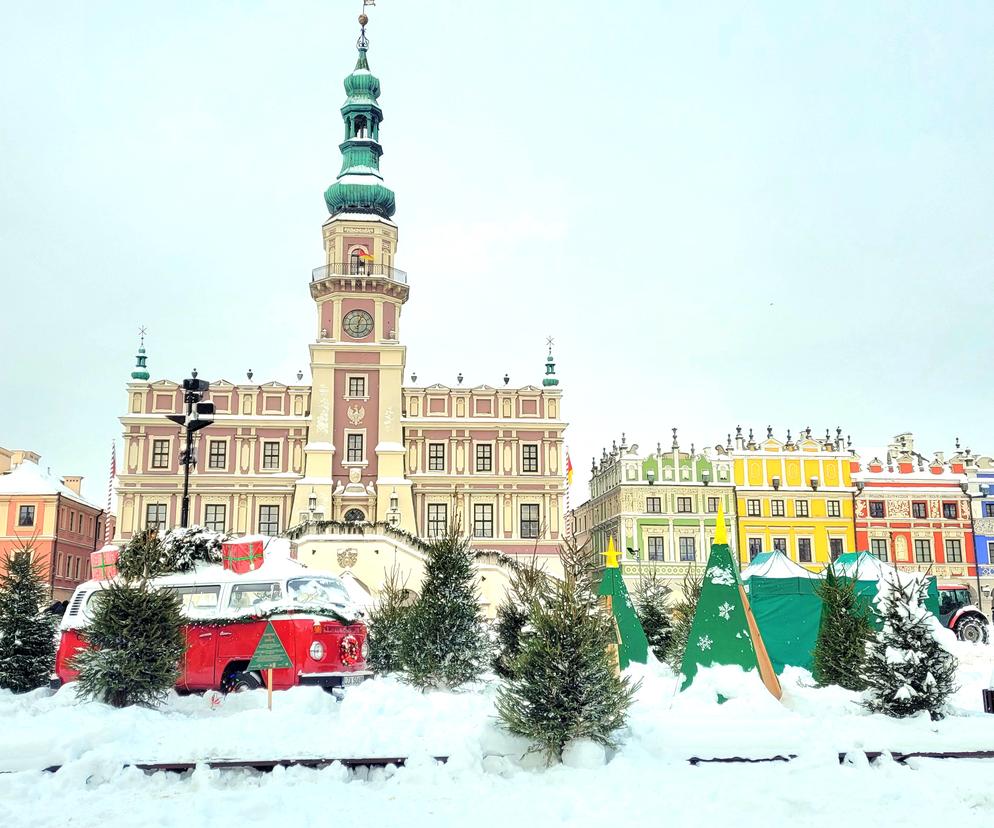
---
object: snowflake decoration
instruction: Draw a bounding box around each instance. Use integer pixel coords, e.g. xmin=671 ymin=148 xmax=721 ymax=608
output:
xmin=707 ymin=566 xmax=735 ymax=586
xmin=698 ymin=635 xmax=713 ymax=651
xmin=718 ymin=601 xmax=735 ymax=620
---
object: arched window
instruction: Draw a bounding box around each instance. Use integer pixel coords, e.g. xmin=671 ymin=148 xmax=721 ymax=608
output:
xmin=354 ymin=115 xmax=368 ymax=139
xmin=344 ymin=508 xmax=366 ymax=523
xmin=349 ymin=248 xmax=369 ymax=275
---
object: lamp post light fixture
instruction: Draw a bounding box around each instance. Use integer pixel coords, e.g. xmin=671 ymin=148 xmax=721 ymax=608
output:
xmin=387 ymin=488 xmax=401 ymax=528
xmin=166 ymin=371 xmax=214 ymax=528
xmin=772 ymin=476 xmax=781 ymax=491
xmin=308 ymin=487 xmax=317 ymax=517
xmin=702 ymin=469 xmax=711 ymax=486
xmin=810 ymin=476 xmax=819 ymax=491
xmin=646 ymin=469 xmax=656 ymax=486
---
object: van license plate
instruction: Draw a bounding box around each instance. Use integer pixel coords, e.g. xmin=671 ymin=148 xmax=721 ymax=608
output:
xmin=341 ymin=675 xmax=364 ymax=687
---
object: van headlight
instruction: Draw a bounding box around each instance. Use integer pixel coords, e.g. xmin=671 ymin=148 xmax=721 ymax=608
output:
xmin=361 ymin=638 xmax=368 ymax=659
xmin=309 ymin=641 xmax=325 ymax=661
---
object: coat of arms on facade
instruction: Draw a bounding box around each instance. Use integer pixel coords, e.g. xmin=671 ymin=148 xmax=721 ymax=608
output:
xmin=337 ymin=547 xmax=359 ymax=568
xmin=347 ymin=404 xmax=365 ymax=425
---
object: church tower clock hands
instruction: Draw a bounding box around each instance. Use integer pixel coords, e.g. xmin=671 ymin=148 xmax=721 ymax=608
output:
xmin=293 ymin=12 xmax=415 ymax=531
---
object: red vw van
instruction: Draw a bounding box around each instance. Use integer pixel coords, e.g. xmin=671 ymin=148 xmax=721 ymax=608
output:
xmin=53 ymin=559 xmax=371 ymax=693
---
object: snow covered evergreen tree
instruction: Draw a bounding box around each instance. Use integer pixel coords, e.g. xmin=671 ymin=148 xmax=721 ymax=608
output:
xmin=633 ymin=569 xmax=674 ymax=662
xmin=117 ymin=528 xmax=169 ymax=580
xmin=400 ymin=529 xmax=490 ymax=689
xmin=0 ymin=547 xmax=57 ymax=693
xmin=160 ymin=525 xmax=228 ymax=572
xmin=862 ymin=576 xmax=958 ymax=720
xmin=366 ymin=565 xmax=412 ymax=674
xmin=495 ymin=539 xmax=636 ymax=758
xmin=813 ymin=564 xmax=873 ymax=690
xmin=665 ymin=567 xmax=703 ymax=670
xmin=492 ymin=557 xmax=549 ymax=679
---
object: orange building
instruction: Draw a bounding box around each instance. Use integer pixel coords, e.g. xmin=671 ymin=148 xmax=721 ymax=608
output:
xmin=0 ymin=452 xmax=107 ymax=601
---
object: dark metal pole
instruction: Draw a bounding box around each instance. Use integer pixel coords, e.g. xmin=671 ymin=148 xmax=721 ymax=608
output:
xmin=180 ymin=391 xmax=193 ymax=528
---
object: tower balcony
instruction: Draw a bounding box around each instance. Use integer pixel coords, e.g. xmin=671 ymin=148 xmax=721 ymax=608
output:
xmin=311 ymin=262 xmax=408 ymax=285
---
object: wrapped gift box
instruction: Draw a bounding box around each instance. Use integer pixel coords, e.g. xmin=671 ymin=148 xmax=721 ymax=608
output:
xmin=90 ymin=545 xmax=119 ymax=580
xmin=221 ymin=538 xmax=265 ymax=574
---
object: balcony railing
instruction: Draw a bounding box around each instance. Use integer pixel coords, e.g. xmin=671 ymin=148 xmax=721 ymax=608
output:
xmin=311 ymin=262 xmax=408 ymax=284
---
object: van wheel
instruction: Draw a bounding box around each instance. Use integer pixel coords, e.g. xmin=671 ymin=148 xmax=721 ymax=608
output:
xmin=955 ymin=616 xmax=989 ymax=644
xmin=222 ymin=671 xmax=262 ymax=693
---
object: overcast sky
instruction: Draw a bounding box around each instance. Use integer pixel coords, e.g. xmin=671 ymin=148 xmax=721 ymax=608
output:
xmin=2 ymin=1 xmax=992 ymax=504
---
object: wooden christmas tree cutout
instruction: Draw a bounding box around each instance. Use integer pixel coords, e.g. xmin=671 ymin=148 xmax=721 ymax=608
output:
xmin=598 ymin=537 xmax=649 ymax=670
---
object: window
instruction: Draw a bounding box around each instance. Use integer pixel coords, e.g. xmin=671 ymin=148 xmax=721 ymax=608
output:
xmin=204 ymin=504 xmax=226 ymax=532
xmin=347 ymin=433 xmax=364 ymax=463
xmin=73 ymin=557 xmax=80 ymax=580
xmin=942 ymin=502 xmax=958 ymax=520
xmin=827 ymin=500 xmax=841 ymax=517
xmin=678 ymin=537 xmax=696 ymax=562
xmin=344 ymin=508 xmax=365 ymax=523
xmin=868 ymin=501 xmax=885 ymax=518
xmin=748 ymin=538 xmax=763 ymax=560
xmin=646 ymin=496 xmax=662 ymax=514
xmin=348 ymin=376 xmax=366 ymax=398
xmin=707 ymin=497 xmax=719 ymax=513
xmin=151 ymin=439 xmax=169 ymax=469
xmin=945 ymin=539 xmax=963 ymax=564
xmin=796 ymin=538 xmax=812 ymax=563
xmin=208 ymin=441 xmax=227 ymax=470
xmin=17 ymin=505 xmax=35 ymax=527
xmin=427 ymin=503 xmax=448 ymax=537
xmin=522 ymin=444 xmax=539 ymax=473
xmin=912 ymin=501 xmax=927 ymax=519
xmin=258 ymin=505 xmax=280 ymax=535
xmin=229 ymin=583 xmax=282 ymax=611
xmin=914 ymin=539 xmax=932 ymax=562
xmin=167 ymin=585 xmax=221 ymax=617
xmin=647 ymin=537 xmax=664 ymax=561
xmin=870 ymin=538 xmax=889 ymax=561
xmin=795 ymin=500 xmax=809 ymax=518
xmin=984 ymin=503 xmax=994 ymax=518
xmin=145 ymin=503 xmax=167 ymax=530
xmin=830 ymin=538 xmax=844 ymax=560
xmin=262 ymin=441 xmax=280 ymax=470
xmin=69 ymin=512 xmax=75 ymax=532
xmin=677 ymin=497 xmax=692 ymax=513
xmin=428 ymin=443 xmax=445 ymax=471
xmin=747 ymin=499 xmax=761 ymax=517
xmin=771 ymin=500 xmax=785 ymax=517
xmin=473 ymin=504 xmax=494 ymax=538
xmin=773 ymin=537 xmax=787 ymax=553
xmin=520 ymin=504 xmax=540 ymax=539
xmin=475 ymin=444 xmax=492 ymax=472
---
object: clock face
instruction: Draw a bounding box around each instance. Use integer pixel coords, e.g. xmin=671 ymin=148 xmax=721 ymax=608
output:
xmin=343 ymin=309 xmax=374 ymax=339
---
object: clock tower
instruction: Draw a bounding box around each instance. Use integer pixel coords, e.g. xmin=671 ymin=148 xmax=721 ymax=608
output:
xmin=293 ymin=15 xmax=414 ymax=529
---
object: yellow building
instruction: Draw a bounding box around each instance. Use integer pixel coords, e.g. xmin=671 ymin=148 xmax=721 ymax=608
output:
xmin=731 ymin=428 xmax=855 ymax=569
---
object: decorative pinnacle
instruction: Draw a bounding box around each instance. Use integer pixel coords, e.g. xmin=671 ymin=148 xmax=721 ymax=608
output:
xmin=130 ymin=326 xmax=150 ymax=381
xmin=357 ymin=12 xmax=370 ymax=49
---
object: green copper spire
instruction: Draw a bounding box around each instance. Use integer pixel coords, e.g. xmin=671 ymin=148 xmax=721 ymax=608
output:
xmin=543 ymin=337 xmax=559 ymax=387
xmin=131 ymin=327 xmax=150 ymax=381
xmin=324 ymin=14 xmax=396 ymax=220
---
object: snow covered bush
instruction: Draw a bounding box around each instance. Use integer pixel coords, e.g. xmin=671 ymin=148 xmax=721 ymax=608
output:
xmin=633 ymin=569 xmax=674 ymax=662
xmin=862 ymin=576 xmax=958 ymax=720
xmin=813 ymin=564 xmax=873 ymax=690
xmin=495 ymin=541 xmax=636 ymax=759
xmin=400 ymin=530 xmax=490 ymax=689
xmin=0 ymin=546 xmax=57 ymax=693
xmin=665 ymin=567 xmax=703 ymax=670
xmin=492 ymin=556 xmax=549 ymax=679
xmin=160 ymin=525 xmax=228 ymax=572
xmin=74 ymin=573 xmax=185 ymax=708
xmin=366 ymin=565 xmax=412 ymax=675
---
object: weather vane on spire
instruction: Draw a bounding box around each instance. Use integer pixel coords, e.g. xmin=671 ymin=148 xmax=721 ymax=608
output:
xmin=546 ymin=336 xmax=555 ymax=353
xmin=358 ymin=0 xmax=375 ymax=49
xmin=138 ymin=325 xmax=148 ymax=347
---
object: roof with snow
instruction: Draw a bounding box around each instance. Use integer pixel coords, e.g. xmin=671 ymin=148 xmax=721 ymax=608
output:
xmin=741 ymin=550 xmax=821 ymax=581
xmin=0 ymin=461 xmax=100 ymax=509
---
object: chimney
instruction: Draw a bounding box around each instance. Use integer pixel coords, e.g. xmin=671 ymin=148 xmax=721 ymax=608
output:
xmin=62 ymin=475 xmax=83 ymax=495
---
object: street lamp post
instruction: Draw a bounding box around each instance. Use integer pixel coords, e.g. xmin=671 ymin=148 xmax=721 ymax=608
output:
xmin=166 ymin=371 xmax=214 ymax=529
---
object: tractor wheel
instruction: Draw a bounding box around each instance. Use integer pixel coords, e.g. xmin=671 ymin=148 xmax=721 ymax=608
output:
xmin=954 ymin=615 xmax=989 ymax=644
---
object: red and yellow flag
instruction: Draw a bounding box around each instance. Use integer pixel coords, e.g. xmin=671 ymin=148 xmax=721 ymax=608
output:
xmin=565 ymin=451 xmax=574 ymax=486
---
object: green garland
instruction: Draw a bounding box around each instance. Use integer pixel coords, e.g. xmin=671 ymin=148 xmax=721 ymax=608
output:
xmin=286 ymin=519 xmax=432 ymax=554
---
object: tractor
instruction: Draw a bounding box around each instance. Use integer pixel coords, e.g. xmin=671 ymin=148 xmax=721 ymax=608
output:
xmin=937 ymin=584 xmax=990 ymax=644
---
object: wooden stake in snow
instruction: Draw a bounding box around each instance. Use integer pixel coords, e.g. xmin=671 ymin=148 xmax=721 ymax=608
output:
xmin=247 ymin=623 xmax=292 ymax=711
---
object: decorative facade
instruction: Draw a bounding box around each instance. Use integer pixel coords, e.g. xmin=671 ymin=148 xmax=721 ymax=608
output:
xmin=577 ymin=432 xmax=736 ymax=586
xmin=114 ymin=16 xmax=566 ymax=613
xmin=852 ymin=434 xmax=976 ymax=579
xmin=0 ymin=452 xmax=106 ymax=601
xmin=967 ymin=455 xmax=994 ymax=580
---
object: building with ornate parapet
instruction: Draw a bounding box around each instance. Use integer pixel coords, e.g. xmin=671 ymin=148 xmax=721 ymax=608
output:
xmin=114 ymin=15 xmax=566 ymax=613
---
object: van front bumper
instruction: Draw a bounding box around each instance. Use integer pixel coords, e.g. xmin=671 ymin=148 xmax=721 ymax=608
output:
xmin=298 ymin=671 xmax=372 ymax=689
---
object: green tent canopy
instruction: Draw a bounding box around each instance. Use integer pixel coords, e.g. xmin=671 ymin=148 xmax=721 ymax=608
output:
xmin=830 ymin=552 xmax=941 ymax=624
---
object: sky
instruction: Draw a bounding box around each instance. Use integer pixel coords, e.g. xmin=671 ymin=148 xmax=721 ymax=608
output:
xmin=1 ymin=1 xmax=993 ymax=505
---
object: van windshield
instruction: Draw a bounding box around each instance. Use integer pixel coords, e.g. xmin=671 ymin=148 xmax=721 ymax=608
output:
xmin=287 ymin=576 xmax=350 ymax=606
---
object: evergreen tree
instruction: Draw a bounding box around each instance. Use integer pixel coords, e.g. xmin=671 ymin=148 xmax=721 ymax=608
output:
xmin=492 ymin=556 xmax=549 ymax=679
xmin=495 ymin=539 xmax=636 ymax=758
xmin=812 ymin=565 xmax=873 ymax=690
xmin=366 ymin=565 xmax=412 ymax=675
xmin=0 ymin=547 xmax=57 ymax=693
xmin=75 ymin=532 xmax=186 ymax=708
xmin=862 ymin=576 xmax=958 ymax=720
xmin=117 ymin=528 xmax=169 ymax=580
xmin=665 ymin=567 xmax=703 ymax=670
xmin=400 ymin=529 xmax=490 ymax=689
xmin=160 ymin=526 xmax=228 ymax=572
xmin=633 ymin=569 xmax=674 ymax=662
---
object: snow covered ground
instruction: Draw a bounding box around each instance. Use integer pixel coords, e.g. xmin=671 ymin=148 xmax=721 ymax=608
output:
xmin=2 ymin=641 xmax=993 ymax=828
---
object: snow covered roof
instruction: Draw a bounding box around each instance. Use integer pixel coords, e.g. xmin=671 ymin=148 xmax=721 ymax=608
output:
xmin=741 ymin=551 xmax=820 ymax=581
xmin=828 ymin=552 xmax=926 ymax=588
xmin=0 ymin=461 xmax=100 ymax=509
